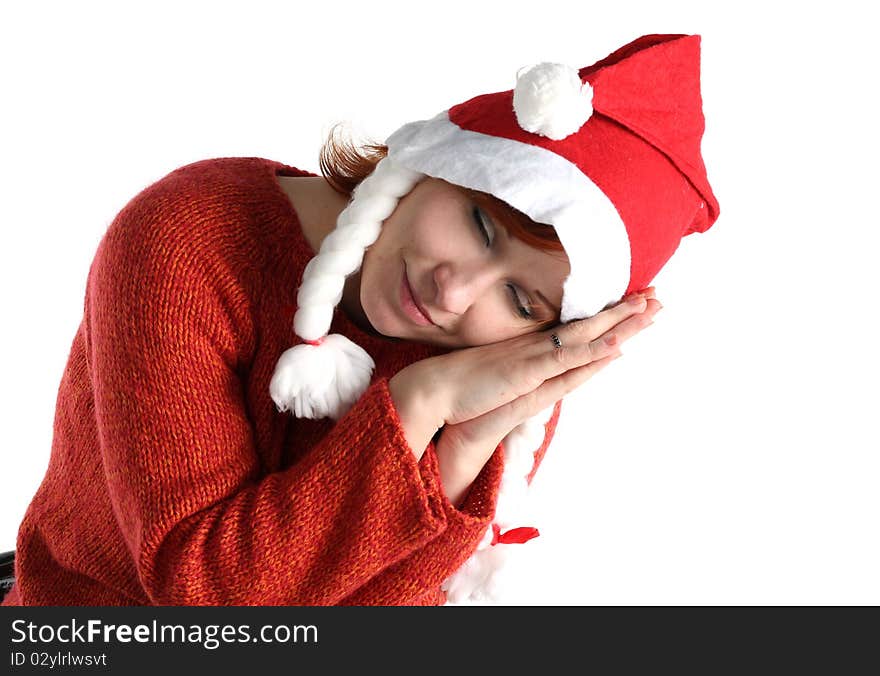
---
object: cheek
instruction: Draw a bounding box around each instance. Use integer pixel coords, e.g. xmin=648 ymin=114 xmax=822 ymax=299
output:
xmin=410 ymin=205 xmax=472 ymax=257
xmin=357 ymin=247 xmax=382 ymax=312
xmin=392 ymin=180 xmax=473 ymax=253
xmin=455 ymin=314 xmax=530 ymax=346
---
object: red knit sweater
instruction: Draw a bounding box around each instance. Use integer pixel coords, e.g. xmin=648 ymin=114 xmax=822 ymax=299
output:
xmin=2 ymin=157 xmax=561 ymax=606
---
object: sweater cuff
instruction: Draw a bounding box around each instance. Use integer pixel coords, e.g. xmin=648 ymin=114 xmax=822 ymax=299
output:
xmin=417 ymin=441 xmax=501 ymax=529
xmin=368 ymin=377 xmax=448 ymax=530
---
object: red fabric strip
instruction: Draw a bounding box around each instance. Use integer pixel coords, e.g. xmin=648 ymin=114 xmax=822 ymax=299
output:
xmin=491 ymin=523 xmax=540 ymax=545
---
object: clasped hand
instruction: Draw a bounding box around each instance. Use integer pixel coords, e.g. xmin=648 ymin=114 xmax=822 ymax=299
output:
xmin=390 ymin=288 xmax=661 ymax=505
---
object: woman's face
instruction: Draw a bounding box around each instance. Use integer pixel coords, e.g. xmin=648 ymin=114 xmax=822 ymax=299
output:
xmin=356 ymin=177 xmax=570 ymax=348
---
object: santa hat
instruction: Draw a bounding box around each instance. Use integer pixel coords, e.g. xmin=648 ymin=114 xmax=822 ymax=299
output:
xmin=269 ymin=34 xmax=720 ymax=602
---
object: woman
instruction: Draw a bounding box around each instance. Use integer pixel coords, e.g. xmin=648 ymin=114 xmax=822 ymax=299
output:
xmin=1 ymin=33 xmax=718 ymax=606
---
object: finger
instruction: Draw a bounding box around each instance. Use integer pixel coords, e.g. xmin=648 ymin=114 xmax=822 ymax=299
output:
xmin=532 ymin=326 xmax=620 ymax=382
xmin=522 ymin=294 xmax=659 ymax=390
xmin=546 ymin=350 xmax=622 ymax=399
xmin=532 ymin=298 xmax=662 ymax=372
xmin=598 ymin=298 xmax=661 ymax=345
xmin=508 ymin=350 xmax=622 ymax=426
xmin=557 ymin=291 xmax=651 ymax=347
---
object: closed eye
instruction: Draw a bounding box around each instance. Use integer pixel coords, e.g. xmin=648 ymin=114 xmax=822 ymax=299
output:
xmin=472 ymin=206 xmax=535 ymax=320
xmin=473 ymin=206 xmax=492 ymax=247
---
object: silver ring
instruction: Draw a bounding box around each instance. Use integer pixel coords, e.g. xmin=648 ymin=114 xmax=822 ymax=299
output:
xmin=550 ymin=333 xmax=562 ymax=349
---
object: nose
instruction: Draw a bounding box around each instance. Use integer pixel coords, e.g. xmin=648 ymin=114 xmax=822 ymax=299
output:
xmin=432 ymin=261 xmax=500 ymax=317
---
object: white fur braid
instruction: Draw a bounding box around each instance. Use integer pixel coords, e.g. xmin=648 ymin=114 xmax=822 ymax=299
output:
xmin=269 ymin=157 xmax=424 ymax=420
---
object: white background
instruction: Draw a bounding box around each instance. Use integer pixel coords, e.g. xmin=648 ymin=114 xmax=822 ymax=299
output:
xmin=2 ymin=1 xmax=877 ymax=605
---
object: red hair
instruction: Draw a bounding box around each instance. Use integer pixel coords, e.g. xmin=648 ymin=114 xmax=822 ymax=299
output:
xmin=318 ymin=123 xmax=566 ymax=326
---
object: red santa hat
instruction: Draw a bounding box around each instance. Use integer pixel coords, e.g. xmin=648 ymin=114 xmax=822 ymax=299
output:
xmin=269 ymin=33 xmax=720 ymax=603
xmin=386 ymin=33 xmax=719 ymax=321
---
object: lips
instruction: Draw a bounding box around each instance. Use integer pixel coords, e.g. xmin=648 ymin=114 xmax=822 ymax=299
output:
xmin=400 ymin=264 xmax=436 ymax=326
xmin=403 ymin=268 xmax=436 ymax=326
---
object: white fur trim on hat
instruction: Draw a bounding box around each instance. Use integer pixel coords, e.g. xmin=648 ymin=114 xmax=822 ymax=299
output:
xmin=385 ymin=111 xmax=631 ymax=322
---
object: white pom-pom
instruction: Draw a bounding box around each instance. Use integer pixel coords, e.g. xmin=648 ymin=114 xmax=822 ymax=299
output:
xmin=269 ymin=333 xmax=375 ymax=420
xmin=512 ymin=62 xmax=593 ymax=141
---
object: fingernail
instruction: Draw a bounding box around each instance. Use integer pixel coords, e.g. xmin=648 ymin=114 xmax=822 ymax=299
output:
xmin=604 ymin=334 xmax=618 ymax=346
xmin=627 ymin=294 xmax=646 ymax=306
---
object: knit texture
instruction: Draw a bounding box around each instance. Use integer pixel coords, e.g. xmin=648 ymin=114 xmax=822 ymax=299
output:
xmin=2 ymin=157 xmax=561 ymax=606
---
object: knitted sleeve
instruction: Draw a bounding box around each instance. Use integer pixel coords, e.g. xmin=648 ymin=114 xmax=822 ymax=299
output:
xmin=84 ymin=205 xmax=455 ymax=606
xmin=339 ymin=400 xmax=562 ymax=606
xmin=337 ymin=444 xmax=502 ymax=605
